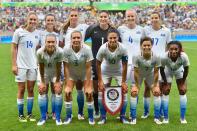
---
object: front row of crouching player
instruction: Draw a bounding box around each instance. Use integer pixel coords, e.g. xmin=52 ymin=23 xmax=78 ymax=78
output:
xmin=13 ymin=29 xmax=189 ymax=125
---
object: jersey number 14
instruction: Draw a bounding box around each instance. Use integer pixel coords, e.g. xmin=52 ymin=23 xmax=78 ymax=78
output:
xmin=26 ymin=41 xmax=33 ymax=48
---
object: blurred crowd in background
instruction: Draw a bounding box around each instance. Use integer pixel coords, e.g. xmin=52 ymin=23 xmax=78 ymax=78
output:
xmin=0 ymin=4 xmax=196 ymax=34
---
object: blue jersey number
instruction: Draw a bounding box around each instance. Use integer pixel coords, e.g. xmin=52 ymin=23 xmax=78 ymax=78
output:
xmin=128 ymin=36 xmax=133 ymax=44
xmin=152 ymin=38 xmax=159 ymax=46
xmin=26 ymin=41 xmax=33 ymax=48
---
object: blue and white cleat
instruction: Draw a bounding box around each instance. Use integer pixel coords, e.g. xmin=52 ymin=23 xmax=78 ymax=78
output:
xmin=154 ymin=118 xmax=162 ymax=125
xmin=98 ymin=118 xmax=106 ymax=125
xmin=141 ymin=113 xmax=149 ymax=119
xmin=78 ymin=114 xmax=85 ymax=120
xmin=56 ymin=119 xmax=62 ymax=126
xmin=63 ymin=117 xmax=72 ymax=125
xmin=130 ymin=119 xmax=137 ymax=125
xmin=18 ymin=115 xmax=27 ymax=123
xmin=162 ymin=119 xmax=169 ymax=124
xmin=180 ymin=118 xmax=187 ymax=124
xmin=37 ymin=119 xmax=46 ymax=126
xmin=89 ymin=118 xmax=95 ymax=125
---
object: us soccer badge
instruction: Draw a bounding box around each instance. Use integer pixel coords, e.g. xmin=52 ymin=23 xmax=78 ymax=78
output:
xmin=103 ymin=86 xmax=123 ymax=115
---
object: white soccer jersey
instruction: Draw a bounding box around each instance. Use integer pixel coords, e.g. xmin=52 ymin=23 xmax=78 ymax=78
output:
xmin=118 ymin=25 xmax=145 ymax=65
xmin=96 ymin=42 xmax=128 ymax=76
xmin=161 ymin=52 xmax=190 ymax=72
xmin=133 ymin=53 xmax=161 ymax=75
xmin=63 ymin=44 xmax=93 ymax=80
xmin=59 ymin=24 xmax=89 ymax=45
xmin=12 ymin=27 xmax=41 ymax=69
xmin=37 ymin=46 xmax=63 ymax=72
xmin=40 ymin=30 xmax=59 ymax=46
xmin=144 ymin=26 xmax=172 ymax=57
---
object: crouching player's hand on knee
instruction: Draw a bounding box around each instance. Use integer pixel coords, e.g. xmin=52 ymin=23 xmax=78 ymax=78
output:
xmin=54 ymin=82 xmax=62 ymax=94
xmin=39 ymin=82 xmax=46 ymax=94
xmin=122 ymin=82 xmax=128 ymax=94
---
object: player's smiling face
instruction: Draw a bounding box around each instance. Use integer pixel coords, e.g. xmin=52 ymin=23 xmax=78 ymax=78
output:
xmin=108 ymin=32 xmax=118 ymax=50
xmin=151 ymin=13 xmax=160 ymax=27
xmin=141 ymin=40 xmax=152 ymax=55
xmin=126 ymin=10 xmax=136 ymax=25
xmin=99 ymin=12 xmax=109 ymax=26
xmin=69 ymin=10 xmax=79 ymax=25
xmin=71 ymin=32 xmax=82 ymax=51
xmin=45 ymin=15 xmax=55 ymax=30
xmin=45 ymin=36 xmax=56 ymax=54
xmin=169 ymin=44 xmax=180 ymax=59
xmin=27 ymin=14 xmax=38 ymax=29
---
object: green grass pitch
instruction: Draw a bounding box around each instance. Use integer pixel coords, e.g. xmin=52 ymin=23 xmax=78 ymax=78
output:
xmin=0 ymin=42 xmax=197 ymax=131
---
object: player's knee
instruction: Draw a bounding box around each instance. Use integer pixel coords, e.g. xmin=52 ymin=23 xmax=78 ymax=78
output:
xmin=163 ymin=88 xmax=170 ymax=95
xmin=153 ymin=91 xmax=160 ymax=97
xmin=131 ymin=91 xmax=138 ymax=97
xmin=179 ymin=88 xmax=187 ymax=95
xmin=65 ymin=90 xmax=72 ymax=101
xmin=86 ymin=92 xmax=93 ymax=102
xmin=18 ymin=88 xmax=25 ymax=95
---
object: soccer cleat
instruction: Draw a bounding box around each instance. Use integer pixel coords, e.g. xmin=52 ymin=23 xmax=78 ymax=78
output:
xmin=26 ymin=114 xmax=36 ymax=122
xmin=89 ymin=118 xmax=95 ymax=125
xmin=162 ymin=119 xmax=169 ymax=124
xmin=130 ymin=119 xmax=137 ymax=125
xmin=94 ymin=112 xmax=100 ymax=119
xmin=141 ymin=113 xmax=149 ymax=119
xmin=180 ymin=119 xmax=187 ymax=124
xmin=52 ymin=113 xmax=56 ymax=120
xmin=120 ymin=117 xmax=129 ymax=124
xmin=98 ymin=118 xmax=106 ymax=125
xmin=63 ymin=117 xmax=72 ymax=125
xmin=154 ymin=118 xmax=162 ymax=125
xmin=18 ymin=115 xmax=27 ymax=122
xmin=78 ymin=114 xmax=85 ymax=120
xmin=37 ymin=119 xmax=46 ymax=126
xmin=56 ymin=119 xmax=62 ymax=126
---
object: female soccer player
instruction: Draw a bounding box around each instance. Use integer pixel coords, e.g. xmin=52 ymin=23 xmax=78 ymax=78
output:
xmin=118 ymin=9 xmax=145 ymax=119
xmin=63 ymin=31 xmax=95 ymax=125
xmin=36 ymin=34 xmax=63 ymax=126
xmin=85 ymin=11 xmax=118 ymax=118
xmin=38 ymin=13 xmax=60 ymax=120
xmin=130 ymin=37 xmax=162 ymax=125
xmin=143 ymin=11 xmax=172 ymax=118
xmin=60 ymin=9 xmax=89 ymax=119
xmin=11 ymin=12 xmax=40 ymax=122
xmin=160 ymin=41 xmax=189 ymax=124
xmin=96 ymin=29 xmax=128 ymax=124
xmin=118 ymin=9 xmax=144 ymax=85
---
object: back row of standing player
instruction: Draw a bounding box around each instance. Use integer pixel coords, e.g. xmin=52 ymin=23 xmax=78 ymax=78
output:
xmin=11 ymin=8 xmax=189 ymax=125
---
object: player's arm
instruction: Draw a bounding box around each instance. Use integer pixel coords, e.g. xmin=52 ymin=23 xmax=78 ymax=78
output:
xmin=182 ymin=66 xmax=189 ymax=83
xmin=11 ymin=43 xmax=18 ymax=75
xmin=96 ymin=60 xmax=105 ymax=91
xmin=39 ymin=63 xmax=45 ymax=83
xmin=134 ymin=67 xmax=140 ymax=89
xmin=63 ymin=61 xmax=70 ymax=82
xmin=121 ymin=55 xmax=128 ymax=93
xmin=153 ymin=66 xmax=159 ymax=87
xmin=86 ymin=61 xmax=92 ymax=81
xmin=160 ymin=66 xmax=167 ymax=84
xmin=55 ymin=62 xmax=61 ymax=82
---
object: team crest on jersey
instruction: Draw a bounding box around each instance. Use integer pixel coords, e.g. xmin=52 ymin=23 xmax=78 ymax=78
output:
xmin=136 ymin=31 xmax=141 ymax=34
xmin=161 ymin=34 xmax=166 ymax=37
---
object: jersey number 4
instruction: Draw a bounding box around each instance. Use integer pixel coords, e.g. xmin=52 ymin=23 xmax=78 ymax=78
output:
xmin=26 ymin=41 xmax=33 ymax=48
